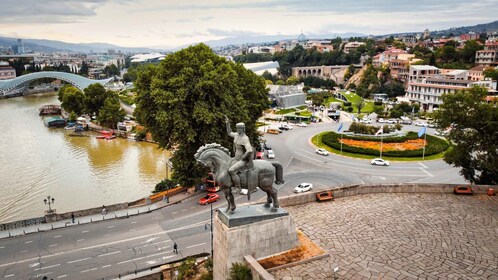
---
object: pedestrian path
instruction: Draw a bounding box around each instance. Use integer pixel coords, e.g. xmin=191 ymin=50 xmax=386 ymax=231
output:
xmin=0 ymin=191 xmax=200 ymax=239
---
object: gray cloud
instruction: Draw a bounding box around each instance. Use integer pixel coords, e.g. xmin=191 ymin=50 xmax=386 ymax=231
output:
xmin=207 ymin=29 xmax=264 ymax=37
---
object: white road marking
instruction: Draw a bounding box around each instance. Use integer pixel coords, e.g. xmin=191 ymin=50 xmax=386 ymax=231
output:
xmin=90 ymin=268 xmax=97 ymax=271
xmin=418 ymin=162 xmax=428 ymax=168
xmin=419 ymin=167 xmax=434 ymax=177
xmin=152 ymin=241 xmax=170 ymax=245
xmin=54 ymin=235 xmax=62 ymax=238
xmin=98 ymin=251 xmax=121 ymax=257
xmin=117 ymin=251 xmax=174 ymax=265
xmin=81 ymin=230 xmax=89 ymax=233
xmin=186 ymin=242 xmax=206 ymax=249
xmin=76 ymin=239 xmax=85 ymax=242
xmin=0 ymin=246 xmax=4 ymax=249
xmin=68 ymin=257 xmax=91 ymax=264
xmin=181 ymin=209 xmax=186 ymax=212
xmin=34 ymin=264 xmax=60 ymax=270
xmin=25 ymin=241 xmax=33 ymax=244
xmin=4 ymin=274 xmax=14 ymax=278
xmin=145 ymin=237 xmax=157 ymax=243
xmin=20 ymin=250 xmax=28 ymax=253
xmin=29 ymin=263 xmax=40 ymax=268
xmin=104 ymin=233 xmax=112 ymax=237
xmin=131 ymin=221 xmax=138 ymax=224
xmin=171 ymin=212 xmax=178 ymax=214
xmin=286 ymin=156 xmax=293 ymax=169
xmin=81 ymin=269 xmax=89 ymax=273
xmin=129 ymin=229 xmax=135 ymax=232
xmin=49 ymin=244 xmax=58 ymax=247
xmin=57 ymin=275 xmax=67 ymax=278
xmin=377 ymin=176 xmax=386 ymax=180
xmin=102 ymin=265 xmax=111 ymax=268
xmin=107 ymin=226 xmax=115 ymax=229
xmin=0 ymin=220 xmax=209 ymax=269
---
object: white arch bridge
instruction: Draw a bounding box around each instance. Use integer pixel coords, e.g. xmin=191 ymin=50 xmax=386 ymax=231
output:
xmin=0 ymin=72 xmax=114 ymax=96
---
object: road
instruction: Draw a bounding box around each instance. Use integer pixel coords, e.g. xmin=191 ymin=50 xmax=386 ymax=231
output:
xmin=0 ymin=118 xmax=466 ymax=279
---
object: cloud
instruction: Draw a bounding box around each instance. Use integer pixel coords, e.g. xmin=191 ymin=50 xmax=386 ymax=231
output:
xmin=206 ymin=29 xmax=264 ymax=37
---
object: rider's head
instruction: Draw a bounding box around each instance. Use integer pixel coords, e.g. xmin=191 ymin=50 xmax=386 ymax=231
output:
xmin=236 ymin=122 xmax=246 ymax=135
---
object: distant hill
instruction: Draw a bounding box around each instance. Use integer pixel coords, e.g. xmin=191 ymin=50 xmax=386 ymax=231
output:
xmin=0 ymin=36 xmax=164 ymax=54
xmin=432 ymin=20 xmax=498 ymax=37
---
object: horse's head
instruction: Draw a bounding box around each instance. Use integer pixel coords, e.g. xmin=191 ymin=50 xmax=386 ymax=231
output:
xmin=194 ymin=143 xmax=231 ymax=173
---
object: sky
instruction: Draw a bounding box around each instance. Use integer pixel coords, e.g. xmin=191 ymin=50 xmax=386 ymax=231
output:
xmin=0 ymin=0 xmax=496 ymax=49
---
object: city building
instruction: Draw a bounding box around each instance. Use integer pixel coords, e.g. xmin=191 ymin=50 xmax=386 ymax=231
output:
xmin=468 ymin=65 xmax=487 ymax=81
xmin=248 ymin=46 xmax=275 ymax=54
xmin=405 ymin=65 xmax=496 ymax=112
xmin=343 ymin=41 xmax=365 ymax=53
xmin=0 ymin=61 xmax=16 ymax=80
xmin=12 ymin=39 xmax=26 ymax=55
xmin=475 ymin=41 xmax=498 ymax=66
xmin=267 ymin=84 xmax=306 ymax=109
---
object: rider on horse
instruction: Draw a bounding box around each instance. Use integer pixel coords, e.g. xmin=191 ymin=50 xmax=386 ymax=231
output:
xmin=225 ymin=116 xmax=254 ymax=192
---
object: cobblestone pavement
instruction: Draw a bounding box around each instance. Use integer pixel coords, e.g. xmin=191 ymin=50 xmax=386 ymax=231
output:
xmin=273 ymin=193 xmax=498 ymax=280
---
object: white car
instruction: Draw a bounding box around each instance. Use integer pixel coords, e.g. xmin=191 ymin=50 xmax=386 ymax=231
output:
xmin=387 ymin=119 xmax=397 ymax=124
xmin=294 ymin=183 xmax=313 ymax=193
xmin=316 ymin=148 xmax=329 ymax=156
xmin=267 ymin=150 xmax=275 ymax=159
xmin=415 ymin=122 xmax=427 ymax=127
xmin=378 ymin=118 xmax=386 ymax=123
xmin=280 ymin=123 xmax=293 ymax=130
xmin=371 ymin=158 xmax=390 ymax=166
xmin=297 ymin=122 xmax=308 ymax=127
xmin=360 ymin=118 xmax=372 ymax=124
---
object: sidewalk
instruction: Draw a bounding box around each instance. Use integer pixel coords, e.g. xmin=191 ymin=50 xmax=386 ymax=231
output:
xmin=0 ymin=191 xmax=201 ymax=239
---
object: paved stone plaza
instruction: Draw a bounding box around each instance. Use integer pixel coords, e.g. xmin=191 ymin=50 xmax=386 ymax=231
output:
xmin=272 ymin=193 xmax=498 ymax=280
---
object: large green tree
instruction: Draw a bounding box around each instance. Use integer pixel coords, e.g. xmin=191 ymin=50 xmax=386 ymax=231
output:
xmin=97 ymin=94 xmax=125 ymax=128
xmin=60 ymin=86 xmax=85 ymax=116
xmin=134 ymin=44 xmax=269 ymax=187
xmin=434 ymin=86 xmax=498 ymax=184
xmin=84 ymin=83 xmax=112 ymax=117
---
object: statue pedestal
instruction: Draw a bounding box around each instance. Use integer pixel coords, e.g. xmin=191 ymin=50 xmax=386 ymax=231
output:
xmin=214 ymin=205 xmax=298 ymax=280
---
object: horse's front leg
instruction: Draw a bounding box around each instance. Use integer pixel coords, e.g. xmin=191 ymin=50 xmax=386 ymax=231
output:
xmin=228 ymin=190 xmax=236 ymax=212
xmin=264 ymin=190 xmax=272 ymax=208
xmin=223 ymin=188 xmax=232 ymax=213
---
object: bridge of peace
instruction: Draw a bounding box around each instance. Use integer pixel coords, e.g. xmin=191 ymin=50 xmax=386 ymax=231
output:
xmin=0 ymin=71 xmax=113 ymax=96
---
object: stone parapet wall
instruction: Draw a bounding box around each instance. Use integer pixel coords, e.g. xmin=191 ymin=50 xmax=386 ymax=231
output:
xmin=279 ymin=183 xmax=498 ymax=207
xmin=244 ymin=255 xmax=275 ymax=280
xmin=0 ymin=217 xmax=45 ymax=231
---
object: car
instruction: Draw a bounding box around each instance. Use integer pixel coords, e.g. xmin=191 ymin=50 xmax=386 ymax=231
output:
xmin=297 ymin=122 xmax=308 ymax=127
xmin=282 ymin=124 xmax=293 ymax=130
xmin=387 ymin=119 xmax=397 ymax=124
xmin=371 ymin=158 xmax=390 ymax=166
xmin=267 ymin=150 xmax=275 ymax=159
xmin=361 ymin=119 xmax=372 ymax=124
xmin=278 ymin=125 xmax=289 ymax=131
xmin=378 ymin=118 xmax=386 ymax=123
xmin=415 ymin=122 xmax=427 ymax=127
xmin=428 ymin=123 xmax=436 ymax=128
xmin=294 ymin=183 xmax=313 ymax=193
xmin=199 ymin=193 xmax=220 ymax=205
xmin=255 ymin=151 xmax=264 ymax=159
xmin=316 ymin=148 xmax=329 ymax=156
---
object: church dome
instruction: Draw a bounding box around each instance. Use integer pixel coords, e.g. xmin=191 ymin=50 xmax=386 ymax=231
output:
xmin=298 ymin=32 xmax=307 ymax=43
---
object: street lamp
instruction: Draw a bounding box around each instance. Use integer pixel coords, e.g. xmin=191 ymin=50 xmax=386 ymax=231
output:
xmin=204 ymin=204 xmax=214 ymax=257
xmin=43 ymin=196 xmax=55 ymax=213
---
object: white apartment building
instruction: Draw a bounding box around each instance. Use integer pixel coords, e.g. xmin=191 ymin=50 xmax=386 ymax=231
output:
xmin=405 ymin=65 xmax=496 ymax=112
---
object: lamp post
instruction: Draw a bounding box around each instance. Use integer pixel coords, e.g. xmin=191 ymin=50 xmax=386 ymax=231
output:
xmin=204 ymin=204 xmax=214 ymax=257
xmin=43 ymin=196 xmax=55 ymax=213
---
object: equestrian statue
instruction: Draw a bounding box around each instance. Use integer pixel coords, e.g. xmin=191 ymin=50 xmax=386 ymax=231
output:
xmin=194 ymin=117 xmax=284 ymax=213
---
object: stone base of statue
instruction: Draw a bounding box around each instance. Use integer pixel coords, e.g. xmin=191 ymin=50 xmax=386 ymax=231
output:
xmin=213 ymin=204 xmax=299 ymax=279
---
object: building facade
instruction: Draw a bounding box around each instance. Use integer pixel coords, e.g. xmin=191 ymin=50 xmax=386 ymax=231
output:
xmin=291 ymin=65 xmax=348 ymax=84
xmin=475 ymin=41 xmax=498 ymax=66
xmin=267 ymin=84 xmax=306 ymax=109
xmin=0 ymin=62 xmax=16 ymax=80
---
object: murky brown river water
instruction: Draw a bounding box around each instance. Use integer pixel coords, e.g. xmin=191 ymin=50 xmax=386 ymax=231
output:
xmin=0 ymin=92 xmax=169 ymax=223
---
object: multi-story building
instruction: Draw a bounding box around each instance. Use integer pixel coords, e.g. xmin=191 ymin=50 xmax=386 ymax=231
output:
xmin=468 ymin=65 xmax=487 ymax=81
xmin=405 ymin=65 xmax=496 ymax=112
xmin=389 ymin=59 xmax=410 ymax=81
xmin=0 ymin=61 xmax=16 ymax=80
xmin=343 ymin=42 xmax=365 ymax=54
xmin=267 ymin=84 xmax=306 ymax=109
xmin=475 ymin=41 xmax=498 ymax=66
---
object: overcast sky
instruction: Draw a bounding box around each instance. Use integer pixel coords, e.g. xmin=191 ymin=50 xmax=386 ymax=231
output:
xmin=0 ymin=0 xmax=496 ymax=49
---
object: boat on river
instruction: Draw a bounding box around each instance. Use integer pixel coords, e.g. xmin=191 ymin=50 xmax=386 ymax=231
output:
xmin=96 ymin=130 xmax=116 ymax=140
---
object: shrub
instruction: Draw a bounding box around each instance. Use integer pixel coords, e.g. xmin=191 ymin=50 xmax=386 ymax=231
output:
xmin=395 ymin=123 xmax=402 ymax=131
xmin=178 ymin=257 xmax=198 ymax=280
xmin=229 ymin=262 xmax=252 ymax=280
xmin=346 ymin=107 xmax=353 ymax=112
xmin=374 ymin=101 xmax=383 ymax=106
xmin=153 ymin=179 xmax=178 ymax=193
xmin=343 ymin=101 xmax=352 ymax=106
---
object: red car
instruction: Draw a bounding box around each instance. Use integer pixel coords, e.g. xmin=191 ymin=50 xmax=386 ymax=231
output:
xmin=199 ymin=193 xmax=220 ymax=205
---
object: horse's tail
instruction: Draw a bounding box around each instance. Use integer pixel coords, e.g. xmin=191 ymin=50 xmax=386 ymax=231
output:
xmin=271 ymin=162 xmax=285 ymax=185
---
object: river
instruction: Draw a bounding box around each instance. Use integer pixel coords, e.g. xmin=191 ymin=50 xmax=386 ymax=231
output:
xmin=0 ymin=92 xmax=169 ymax=223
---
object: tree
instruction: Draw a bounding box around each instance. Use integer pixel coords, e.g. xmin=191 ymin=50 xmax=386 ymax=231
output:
xmin=79 ymin=61 xmax=89 ymax=76
xmin=61 ymin=86 xmax=85 ymax=116
xmin=84 ymin=83 xmax=111 ymax=116
xmin=97 ymin=94 xmax=125 ymax=128
xmin=134 ymin=44 xmax=269 ymax=187
xmin=104 ymin=64 xmax=120 ymax=78
xmin=434 ymin=86 xmax=498 ymax=184
xmin=286 ymin=76 xmax=299 ymax=85
xmin=354 ymin=98 xmax=366 ymax=114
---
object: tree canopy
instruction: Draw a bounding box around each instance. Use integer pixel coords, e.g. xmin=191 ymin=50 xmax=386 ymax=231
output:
xmin=434 ymin=86 xmax=498 ymax=184
xmin=134 ymin=44 xmax=269 ymax=187
xmin=84 ymin=83 xmax=112 ymax=117
xmin=58 ymin=85 xmax=85 ymax=116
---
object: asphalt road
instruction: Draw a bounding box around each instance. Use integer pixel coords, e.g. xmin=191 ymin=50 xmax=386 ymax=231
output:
xmin=0 ymin=118 xmax=466 ymax=279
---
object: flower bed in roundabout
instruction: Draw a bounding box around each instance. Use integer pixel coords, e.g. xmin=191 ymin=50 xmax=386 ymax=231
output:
xmin=321 ymin=131 xmax=450 ymax=157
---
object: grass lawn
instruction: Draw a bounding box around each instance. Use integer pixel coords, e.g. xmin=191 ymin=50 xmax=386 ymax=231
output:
xmin=327 ymin=93 xmax=376 ymax=114
xmin=311 ymin=131 xmax=446 ymax=161
xmin=275 ymin=108 xmax=297 ymax=115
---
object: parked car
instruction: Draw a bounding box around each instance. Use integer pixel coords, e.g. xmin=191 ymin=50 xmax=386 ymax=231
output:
xmin=281 ymin=123 xmax=293 ymax=130
xmin=255 ymin=151 xmax=264 ymax=159
xmin=428 ymin=123 xmax=436 ymax=128
xmin=278 ymin=125 xmax=289 ymax=131
xmin=371 ymin=158 xmax=390 ymax=166
xmin=415 ymin=122 xmax=427 ymax=127
xmin=267 ymin=150 xmax=275 ymax=159
xmin=297 ymin=122 xmax=308 ymax=127
xmin=378 ymin=118 xmax=386 ymax=123
xmin=316 ymin=148 xmax=329 ymax=156
xmin=360 ymin=118 xmax=372 ymax=124
xmin=294 ymin=183 xmax=313 ymax=193
xmin=199 ymin=193 xmax=220 ymax=205
xmin=387 ymin=119 xmax=397 ymax=124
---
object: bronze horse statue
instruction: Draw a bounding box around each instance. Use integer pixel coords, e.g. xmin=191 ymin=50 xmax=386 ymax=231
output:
xmin=195 ymin=143 xmax=284 ymax=213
